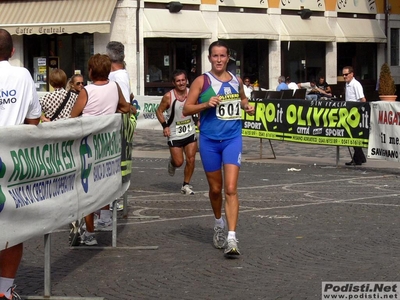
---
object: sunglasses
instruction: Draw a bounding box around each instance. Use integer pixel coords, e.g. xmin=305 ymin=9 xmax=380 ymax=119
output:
xmin=75 ymin=82 xmax=84 ymax=85
xmin=342 ymin=73 xmax=351 ymax=77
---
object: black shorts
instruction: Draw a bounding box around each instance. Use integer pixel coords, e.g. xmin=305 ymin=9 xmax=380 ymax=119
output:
xmin=168 ymin=134 xmax=197 ymax=148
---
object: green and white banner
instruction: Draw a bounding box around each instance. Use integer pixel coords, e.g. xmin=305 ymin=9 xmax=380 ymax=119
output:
xmin=132 ymin=95 xmax=162 ymax=130
xmin=0 ymin=114 xmax=127 ymax=249
xmin=368 ymin=101 xmax=400 ymax=161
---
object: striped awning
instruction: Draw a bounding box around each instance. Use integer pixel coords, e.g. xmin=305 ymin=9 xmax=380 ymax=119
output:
xmin=143 ymin=9 xmax=212 ymax=39
xmin=218 ymin=12 xmax=278 ymax=40
xmin=0 ymin=0 xmax=117 ymax=35
xmin=280 ymin=15 xmax=336 ymax=42
xmin=334 ymin=18 xmax=386 ymax=43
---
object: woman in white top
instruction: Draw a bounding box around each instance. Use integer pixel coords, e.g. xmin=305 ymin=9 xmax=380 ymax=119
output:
xmin=71 ymin=54 xmax=130 ymax=117
xmin=71 ymin=54 xmax=132 ymax=246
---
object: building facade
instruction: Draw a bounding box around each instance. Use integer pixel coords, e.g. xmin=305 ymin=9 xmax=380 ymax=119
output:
xmin=1 ymin=0 xmax=399 ymax=99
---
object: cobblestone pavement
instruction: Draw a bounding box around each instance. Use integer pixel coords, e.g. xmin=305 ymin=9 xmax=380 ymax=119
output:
xmin=17 ymin=130 xmax=400 ymax=299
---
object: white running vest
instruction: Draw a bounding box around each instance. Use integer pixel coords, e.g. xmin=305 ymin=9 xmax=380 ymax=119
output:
xmin=166 ymin=88 xmax=195 ymax=142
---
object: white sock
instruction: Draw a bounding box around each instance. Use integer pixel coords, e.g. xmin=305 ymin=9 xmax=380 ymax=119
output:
xmin=100 ymin=210 xmax=111 ymax=222
xmin=214 ymin=217 xmax=224 ymax=228
xmin=0 ymin=277 xmax=14 ymax=298
xmin=227 ymin=231 xmax=236 ymax=240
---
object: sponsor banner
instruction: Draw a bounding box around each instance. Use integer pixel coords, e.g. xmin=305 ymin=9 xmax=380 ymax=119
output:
xmin=368 ymin=101 xmax=400 ymax=161
xmin=0 ymin=114 xmax=127 ymax=249
xmin=132 ymin=95 xmax=163 ymax=130
xmin=132 ymin=96 xmax=370 ymax=147
xmin=121 ymin=113 xmax=136 ymax=183
xmin=243 ymin=98 xmax=370 ymax=147
xmin=322 ymin=281 xmax=400 ymax=299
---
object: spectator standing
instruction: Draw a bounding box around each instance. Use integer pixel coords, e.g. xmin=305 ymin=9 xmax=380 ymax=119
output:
xmin=0 ymin=28 xmax=41 ymax=300
xmin=40 ymin=69 xmax=78 ymax=122
xmin=156 ymin=70 xmax=197 ymax=195
xmin=342 ymin=66 xmax=367 ymax=166
xmin=183 ymin=41 xmax=255 ymax=257
xmin=276 ymin=75 xmax=289 ymax=91
xmin=66 ymin=74 xmax=84 ymax=94
xmin=242 ymin=76 xmax=253 ymax=98
xmin=70 ymin=54 xmax=133 ymax=245
xmin=105 ymin=41 xmax=136 ymax=214
xmin=106 ymin=41 xmax=132 ymax=104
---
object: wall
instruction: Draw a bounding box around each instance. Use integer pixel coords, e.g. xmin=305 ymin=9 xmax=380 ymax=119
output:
xmin=93 ymin=0 xmax=139 ymax=96
xmin=121 ymin=0 xmax=396 ymax=95
xmin=9 ymin=35 xmax=23 ymax=67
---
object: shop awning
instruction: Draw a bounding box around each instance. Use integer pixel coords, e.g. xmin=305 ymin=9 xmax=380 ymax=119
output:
xmin=280 ymin=15 xmax=335 ymax=42
xmin=0 ymin=0 xmax=116 ymax=35
xmin=218 ymin=13 xmax=278 ymax=40
xmin=143 ymin=9 xmax=212 ymax=39
xmin=335 ymin=18 xmax=386 ymax=43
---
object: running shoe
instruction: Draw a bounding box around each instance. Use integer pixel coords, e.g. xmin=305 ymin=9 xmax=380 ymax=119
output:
xmin=96 ymin=219 xmax=113 ymax=232
xmin=213 ymin=225 xmax=227 ymax=249
xmin=168 ymin=158 xmax=176 ymax=176
xmin=181 ymin=184 xmax=194 ymax=195
xmin=224 ymin=238 xmax=241 ymax=256
xmin=0 ymin=285 xmax=21 ymax=300
xmin=110 ymin=201 xmax=123 ymax=211
xmin=80 ymin=232 xmax=98 ymax=246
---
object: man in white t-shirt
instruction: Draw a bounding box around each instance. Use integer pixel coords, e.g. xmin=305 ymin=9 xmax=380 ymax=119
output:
xmin=343 ymin=65 xmax=367 ymax=166
xmin=0 ymin=28 xmax=41 ymax=300
xmin=104 ymin=41 xmax=137 ymax=217
xmin=106 ymin=41 xmax=131 ymax=103
xmin=242 ymin=76 xmax=253 ymax=98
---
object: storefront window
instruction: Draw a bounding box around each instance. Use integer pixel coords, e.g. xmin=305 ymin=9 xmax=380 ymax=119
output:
xmin=222 ymin=39 xmax=269 ymax=89
xmin=144 ymin=38 xmax=201 ymax=95
xmin=282 ymin=41 xmax=326 ymax=84
xmin=337 ymin=43 xmax=377 ymax=80
xmin=23 ymin=34 xmax=93 ymax=91
xmin=337 ymin=42 xmax=378 ymax=100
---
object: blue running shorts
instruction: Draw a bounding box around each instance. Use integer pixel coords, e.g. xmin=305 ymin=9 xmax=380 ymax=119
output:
xmin=199 ymin=134 xmax=242 ymax=172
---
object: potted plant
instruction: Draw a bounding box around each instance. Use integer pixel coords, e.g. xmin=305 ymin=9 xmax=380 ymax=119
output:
xmin=378 ymin=63 xmax=397 ymax=101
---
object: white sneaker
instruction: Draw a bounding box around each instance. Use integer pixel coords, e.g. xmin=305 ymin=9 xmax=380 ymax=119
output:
xmin=110 ymin=201 xmax=123 ymax=211
xmin=96 ymin=219 xmax=113 ymax=231
xmin=80 ymin=232 xmax=98 ymax=246
xmin=224 ymin=238 xmax=241 ymax=256
xmin=213 ymin=225 xmax=227 ymax=249
xmin=181 ymin=184 xmax=194 ymax=195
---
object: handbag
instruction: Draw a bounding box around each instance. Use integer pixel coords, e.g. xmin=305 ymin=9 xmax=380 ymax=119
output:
xmin=50 ymin=91 xmax=71 ymax=121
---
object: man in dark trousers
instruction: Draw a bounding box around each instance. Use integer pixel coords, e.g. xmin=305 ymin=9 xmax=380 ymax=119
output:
xmin=342 ymin=65 xmax=367 ymax=166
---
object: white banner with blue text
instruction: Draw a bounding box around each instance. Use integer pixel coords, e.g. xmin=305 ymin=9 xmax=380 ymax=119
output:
xmin=0 ymin=114 xmax=127 ymax=249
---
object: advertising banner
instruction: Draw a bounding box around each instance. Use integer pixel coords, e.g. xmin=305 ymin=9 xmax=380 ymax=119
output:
xmin=242 ymin=98 xmax=370 ymax=147
xmin=132 ymin=95 xmax=163 ymax=130
xmin=0 ymin=114 xmax=127 ymax=249
xmin=368 ymin=101 xmax=400 ymax=162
